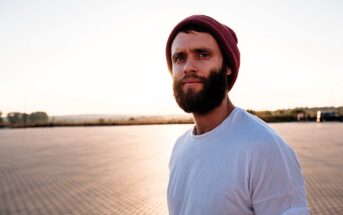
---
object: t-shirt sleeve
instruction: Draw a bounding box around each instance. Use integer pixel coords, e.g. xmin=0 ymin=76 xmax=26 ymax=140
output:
xmin=249 ymin=135 xmax=310 ymax=215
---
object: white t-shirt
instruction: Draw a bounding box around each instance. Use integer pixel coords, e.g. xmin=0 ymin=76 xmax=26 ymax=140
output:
xmin=167 ymin=107 xmax=309 ymax=215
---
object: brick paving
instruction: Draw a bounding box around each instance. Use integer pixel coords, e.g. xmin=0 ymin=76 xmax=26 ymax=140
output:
xmin=0 ymin=123 xmax=342 ymax=214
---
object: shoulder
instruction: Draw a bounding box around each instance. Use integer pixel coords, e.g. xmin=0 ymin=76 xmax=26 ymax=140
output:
xmin=230 ymin=110 xmax=308 ymax=211
xmin=232 ymin=108 xmax=275 ymax=135
xmin=175 ymin=128 xmax=192 ymax=146
xmin=230 ymin=108 xmax=298 ymax=163
xmin=168 ymin=128 xmax=193 ymax=169
xmin=231 ymin=108 xmax=285 ymax=146
xmin=170 ymin=128 xmax=193 ymax=156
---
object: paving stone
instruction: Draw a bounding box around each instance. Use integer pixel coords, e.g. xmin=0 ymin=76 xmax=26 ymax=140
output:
xmin=0 ymin=123 xmax=342 ymax=214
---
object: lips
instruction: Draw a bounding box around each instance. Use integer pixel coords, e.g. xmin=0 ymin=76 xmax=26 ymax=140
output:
xmin=182 ymin=76 xmax=204 ymax=85
xmin=183 ymin=79 xmax=202 ymax=85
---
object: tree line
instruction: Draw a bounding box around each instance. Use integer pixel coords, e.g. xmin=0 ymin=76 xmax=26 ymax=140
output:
xmin=0 ymin=111 xmax=49 ymax=128
xmin=0 ymin=106 xmax=342 ymax=128
xmin=247 ymin=106 xmax=343 ymax=122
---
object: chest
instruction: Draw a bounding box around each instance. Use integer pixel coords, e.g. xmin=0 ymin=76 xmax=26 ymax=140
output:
xmin=168 ymin=142 xmax=253 ymax=214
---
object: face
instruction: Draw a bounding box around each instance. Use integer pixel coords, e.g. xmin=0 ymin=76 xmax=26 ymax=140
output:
xmin=171 ymin=31 xmax=232 ymax=114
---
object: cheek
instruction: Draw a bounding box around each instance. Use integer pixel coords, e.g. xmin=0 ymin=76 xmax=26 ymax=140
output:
xmin=172 ymin=72 xmax=181 ymax=84
xmin=172 ymin=64 xmax=183 ymax=75
xmin=172 ymin=67 xmax=184 ymax=79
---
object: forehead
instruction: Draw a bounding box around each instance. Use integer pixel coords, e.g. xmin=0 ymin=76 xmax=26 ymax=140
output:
xmin=171 ymin=31 xmax=221 ymax=55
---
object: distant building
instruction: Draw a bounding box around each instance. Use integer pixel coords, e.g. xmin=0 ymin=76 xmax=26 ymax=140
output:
xmin=316 ymin=111 xmax=343 ymax=122
xmin=296 ymin=111 xmax=307 ymax=121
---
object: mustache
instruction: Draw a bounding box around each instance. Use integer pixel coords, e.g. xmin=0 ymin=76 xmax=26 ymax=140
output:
xmin=181 ymin=74 xmax=206 ymax=84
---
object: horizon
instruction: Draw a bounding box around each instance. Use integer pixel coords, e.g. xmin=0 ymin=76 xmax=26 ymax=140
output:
xmin=2 ymin=105 xmax=343 ymax=118
xmin=1 ymin=0 xmax=342 ymax=116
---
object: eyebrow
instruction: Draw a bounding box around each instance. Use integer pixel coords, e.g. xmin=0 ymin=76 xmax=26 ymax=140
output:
xmin=172 ymin=47 xmax=214 ymax=60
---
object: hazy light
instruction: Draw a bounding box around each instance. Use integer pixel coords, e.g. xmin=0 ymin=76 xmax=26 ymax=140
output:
xmin=0 ymin=0 xmax=342 ymax=116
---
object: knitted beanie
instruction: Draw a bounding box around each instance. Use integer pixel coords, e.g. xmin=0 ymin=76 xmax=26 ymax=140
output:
xmin=166 ymin=15 xmax=240 ymax=91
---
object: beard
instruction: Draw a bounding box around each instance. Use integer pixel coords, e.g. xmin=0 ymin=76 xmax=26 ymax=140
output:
xmin=173 ymin=64 xmax=228 ymax=114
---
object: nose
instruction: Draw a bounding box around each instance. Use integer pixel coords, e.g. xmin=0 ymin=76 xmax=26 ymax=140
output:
xmin=183 ymin=57 xmax=198 ymax=74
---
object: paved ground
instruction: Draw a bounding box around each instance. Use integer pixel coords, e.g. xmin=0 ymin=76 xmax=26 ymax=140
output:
xmin=0 ymin=123 xmax=342 ymax=214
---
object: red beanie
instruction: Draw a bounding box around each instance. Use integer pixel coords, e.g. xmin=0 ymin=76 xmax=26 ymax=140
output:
xmin=166 ymin=15 xmax=240 ymax=91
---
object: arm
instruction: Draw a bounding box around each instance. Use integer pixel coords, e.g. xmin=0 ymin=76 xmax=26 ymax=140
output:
xmin=249 ymin=136 xmax=310 ymax=215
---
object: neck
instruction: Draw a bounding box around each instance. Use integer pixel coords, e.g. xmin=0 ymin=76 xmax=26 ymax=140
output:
xmin=192 ymin=96 xmax=235 ymax=135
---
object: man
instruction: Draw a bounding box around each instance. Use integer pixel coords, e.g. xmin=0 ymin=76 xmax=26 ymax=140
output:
xmin=166 ymin=15 xmax=309 ymax=215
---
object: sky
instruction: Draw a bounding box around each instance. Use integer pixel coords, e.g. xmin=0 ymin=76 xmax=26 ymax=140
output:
xmin=1 ymin=0 xmax=342 ymax=116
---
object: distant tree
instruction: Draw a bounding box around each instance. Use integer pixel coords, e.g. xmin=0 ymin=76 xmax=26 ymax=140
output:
xmin=29 ymin=112 xmax=49 ymax=124
xmin=337 ymin=106 xmax=343 ymax=116
xmin=20 ymin=113 xmax=30 ymax=125
xmin=6 ymin=111 xmax=49 ymax=126
xmin=0 ymin=111 xmax=3 ymax=125
xmin=7 ymin=112 xmax=23 ymax=125
xmin=274 ymin=109 xmax=284 ymax=115
xmin=246 ymin=109 xmax=256 ymax=115
xmin=258 ymin=111 xmax=272 ymax=116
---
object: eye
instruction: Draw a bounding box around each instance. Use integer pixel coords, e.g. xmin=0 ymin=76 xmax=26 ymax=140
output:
xmin=199 ymin=51 xmax=209 ymax=58
xmin=173 ymin=54 xmax=186 ymax=63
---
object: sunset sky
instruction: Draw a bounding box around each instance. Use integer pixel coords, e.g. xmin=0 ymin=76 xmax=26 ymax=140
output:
xmin=1 ymin=0 xmax=342 ymax=116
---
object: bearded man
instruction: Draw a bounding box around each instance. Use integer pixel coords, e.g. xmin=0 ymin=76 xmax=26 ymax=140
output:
xmin=166 ymin=15 xmax=309 ymax=215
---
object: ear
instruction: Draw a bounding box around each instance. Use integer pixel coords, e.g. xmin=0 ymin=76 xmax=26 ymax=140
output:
xmin=226 ymin=68 xmax=232 ymax=76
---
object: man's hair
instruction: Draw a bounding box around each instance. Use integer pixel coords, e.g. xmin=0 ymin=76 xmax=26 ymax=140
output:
xmin=179 ymin=24 xmax=208 ymax=34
